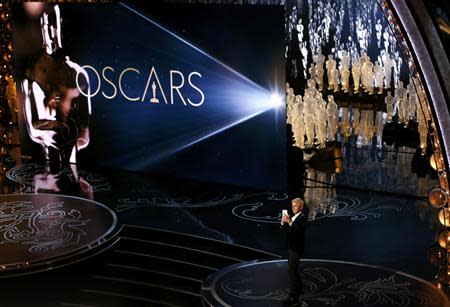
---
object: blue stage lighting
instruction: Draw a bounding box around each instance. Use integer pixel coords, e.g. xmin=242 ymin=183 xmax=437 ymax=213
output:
xmin=111 ymin=3 xmax=285 ymax=169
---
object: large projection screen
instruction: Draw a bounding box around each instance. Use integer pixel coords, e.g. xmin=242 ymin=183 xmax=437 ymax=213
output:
xmin=12 ymin=2 xmax=286 ymax=190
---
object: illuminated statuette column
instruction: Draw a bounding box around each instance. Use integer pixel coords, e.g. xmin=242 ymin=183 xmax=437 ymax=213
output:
xmin=375 ymin=19 xmax=382 ymax=48
xmin=416 ymin=85 xmax=428 ymax=153
xmin=340 ymin=50 xmax=350 ymax=72
xmin=316 ymin=63 xmax=325 ymax=92
xmin=407 ymin=78 xmax=417 ymax=120
xmin=395 ymin=81 xmax=408 ymax=125
xmin=314 ymin=48 xmax=325 ymax=71
xmin=309 ymin=63 xmax=316 ymax=82
xmin=341 ymin=107 xmax=351 ymax=140
xmin=375 ymin=110 xmax=385 ymax=148
xmin=374 ymin=61 xmax=384 ymax=94
xmin=304 ymin=90 xmax=316 ymax=147
xmin=358 ymin=110 xmax=375 ymax=147
xmin=330 ymin=68 xmax=339 ymax=92
xmin=304 ymin=79 xmax=318 ymax=99
xmin=352 ymin=58 xmax=361 ymax=92
xmin=314 ymin=48 xmax=325 ymax=92
xmin=393 ymin=51 xmax=403 ymax=87
xmin=341 ymin=67 xmax=350 ymax=93
xmin=383 ymin=53 xmax=393 ymax=89
xmin=301 ymin=44 xmax=308 ymax=79
xmin=286 ymin=84 xmax=295 ymax=125
xmin=327 ymin=95 xmax=338 ymax=141
xmin=292 ymin=95 xmax=305 ymax=149
xmin=316 ymin=93 xmax=327 ymax=147
xmin=296 ymin=19 xmax=304 ymax=43
xmin=383 ymin=28 xmax=390 ymax=52
xmin=353 ymin=108 xmax=360 ymax=136
xmin=326 ymin=55 xmax=336 ymax=90
xmin=362 ymin=58 xmax=374 ymax=94
xmin=385 ymin=91 xmax=395 ymax=122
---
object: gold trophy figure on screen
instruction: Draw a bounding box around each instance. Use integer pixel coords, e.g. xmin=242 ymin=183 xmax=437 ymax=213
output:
xmin=150 ymin=81 xmax=160 ymax=103
xmin=20 ymin=4 xmax=91 ymax=165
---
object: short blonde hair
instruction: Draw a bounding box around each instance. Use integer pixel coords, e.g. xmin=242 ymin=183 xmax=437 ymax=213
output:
xmin=291 ymin=198 xmax=304 ymax=206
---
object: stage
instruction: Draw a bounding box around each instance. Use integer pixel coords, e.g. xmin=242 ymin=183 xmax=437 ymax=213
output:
xmin=0 ymin=152 xmax=446 ymax=306
xmin=0 ymin=1 xmax=449 ymax=306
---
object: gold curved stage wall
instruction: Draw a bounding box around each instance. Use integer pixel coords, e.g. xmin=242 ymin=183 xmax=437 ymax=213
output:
xmin=378 ymin=0 xmax=449 ymax=193
xmin=379 ymin=0 xmax=450 ymax=294
xmin=384 ymin=0 xmax=450 ymax=189
xmin=0 ymin=2 xmax=15 ymax=150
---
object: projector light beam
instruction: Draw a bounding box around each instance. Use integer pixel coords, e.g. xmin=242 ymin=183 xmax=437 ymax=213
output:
xmin=115 ymin=2 xmax=284 ymax=169
xmin=119 ymin=2 xmax=267 ymax=93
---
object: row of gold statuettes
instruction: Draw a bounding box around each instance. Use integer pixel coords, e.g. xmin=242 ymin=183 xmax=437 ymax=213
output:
xmin=286 ymin=80 xmax=382 ymax=149
xmin=286 ymin=74 xmax=428 ymax=152
xmin=309 ymin=49 xmax=396 ymax=95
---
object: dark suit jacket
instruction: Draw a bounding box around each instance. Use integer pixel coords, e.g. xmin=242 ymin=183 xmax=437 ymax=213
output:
xmin=283 ymin=210 xmax=308 ymax=254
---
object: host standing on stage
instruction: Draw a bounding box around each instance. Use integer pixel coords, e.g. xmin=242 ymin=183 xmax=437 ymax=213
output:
xmin=281 ymin=197 xmax=308 ymax=305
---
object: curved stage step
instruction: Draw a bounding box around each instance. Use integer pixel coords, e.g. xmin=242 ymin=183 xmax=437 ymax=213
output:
xmin=0 ymin=224 xmax=279 ymax=306
xmin=70 ymin=225 xmax=280 ymax=307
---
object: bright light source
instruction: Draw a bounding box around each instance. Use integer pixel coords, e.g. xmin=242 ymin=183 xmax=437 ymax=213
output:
xmin=269 ymin=93 xmax=283 ymax=108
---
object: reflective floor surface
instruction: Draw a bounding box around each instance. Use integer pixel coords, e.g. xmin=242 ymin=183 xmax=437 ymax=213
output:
xmin=202 ymin=259 xmax=449 ymax=307
xmin=0 ymin=150 xmax=446 ymax=306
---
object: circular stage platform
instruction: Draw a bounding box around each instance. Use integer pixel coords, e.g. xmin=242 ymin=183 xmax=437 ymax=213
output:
xmin=202 ymin=259 xmax=449 ymax=307
xmin=0 ymin=194 xmax=117 ymax=274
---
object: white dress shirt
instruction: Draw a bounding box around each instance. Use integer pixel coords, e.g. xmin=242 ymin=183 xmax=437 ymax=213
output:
xmin=291 ymin=212 xmax=301 ymax=223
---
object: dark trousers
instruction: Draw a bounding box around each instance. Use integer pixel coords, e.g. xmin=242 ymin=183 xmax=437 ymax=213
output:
xmin=288 ymin=249 xmax=303 ymax=298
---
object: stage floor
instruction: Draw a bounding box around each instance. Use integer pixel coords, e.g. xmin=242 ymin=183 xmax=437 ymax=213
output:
xmin=202 ymin=259 xmax=449 ymax=307
xmin=0 ymin=151 xmax=446 ymax=306
xmin=0 ymin=193 xmax=117 ymax=274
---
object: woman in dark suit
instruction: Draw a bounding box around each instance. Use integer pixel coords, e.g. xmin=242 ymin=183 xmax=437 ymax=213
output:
xmin=281 ymin=198 xmax=308 ymax=305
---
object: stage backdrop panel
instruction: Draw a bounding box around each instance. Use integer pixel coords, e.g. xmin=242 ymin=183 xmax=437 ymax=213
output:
xmin=12 ymin=2 xmax=286 ymax=190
